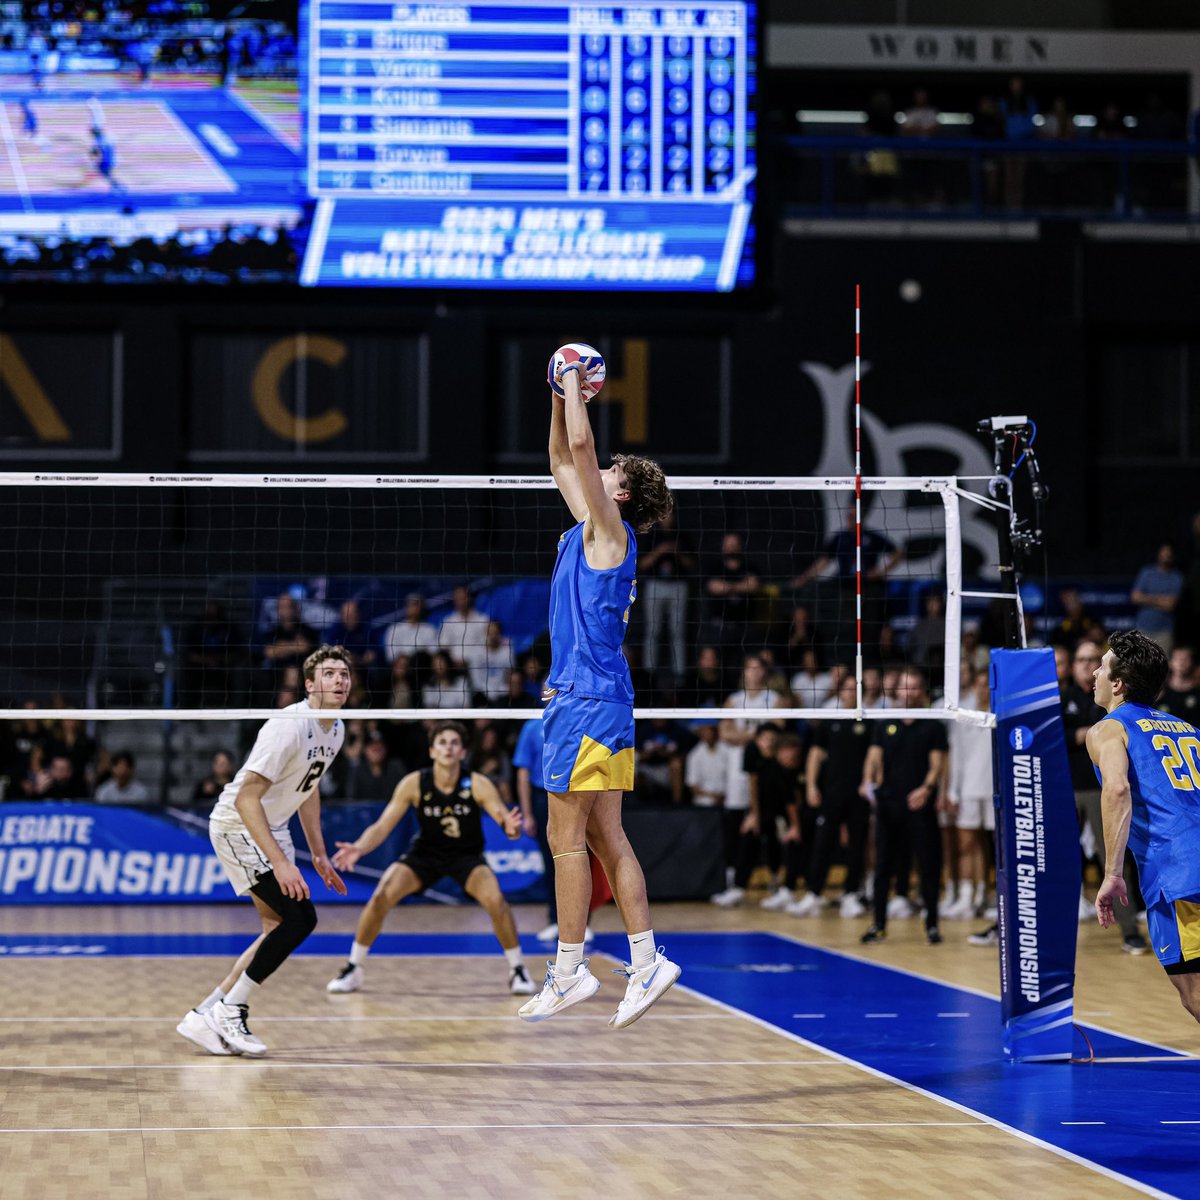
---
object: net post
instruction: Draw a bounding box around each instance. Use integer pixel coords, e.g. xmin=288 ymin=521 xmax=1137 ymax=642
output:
xmin=940 ymin=478 xmax=963 ymax=712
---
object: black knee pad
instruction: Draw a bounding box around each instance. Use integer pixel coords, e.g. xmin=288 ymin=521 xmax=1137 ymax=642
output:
xmin=247 ymin=873 xmax=319 ymax=982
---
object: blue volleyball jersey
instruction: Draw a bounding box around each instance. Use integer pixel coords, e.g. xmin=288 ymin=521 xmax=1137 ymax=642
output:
xmin=546 ymin=520 xmax=637 ymax=705
xmin=1095 ymin=703 xmax=1200 ymax=904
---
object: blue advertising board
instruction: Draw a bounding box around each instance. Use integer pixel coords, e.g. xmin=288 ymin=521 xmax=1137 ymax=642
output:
xmin=0 ymin=803 xmax=546 ymax=905
xmin=990 ymin=648 xmax=1081 ymax=1061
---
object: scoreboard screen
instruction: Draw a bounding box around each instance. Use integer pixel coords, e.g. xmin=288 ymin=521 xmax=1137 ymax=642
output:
xmin=298 ymin=1 xmax=758 ymax=291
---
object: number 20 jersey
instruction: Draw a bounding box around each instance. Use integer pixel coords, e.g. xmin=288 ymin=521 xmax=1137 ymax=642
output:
xmin=210 ymin=701 xmax=344 ymax=833
xmin=1095 ymin=703 xmax=1200 ymax=904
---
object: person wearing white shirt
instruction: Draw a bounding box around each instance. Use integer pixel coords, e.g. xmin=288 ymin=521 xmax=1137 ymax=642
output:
xmin=789 ymin=648 xmax=833 ymax=708
xmin=93 ymin=751 xmax=151 ymax=805
xmin=463 ymin=621 xmax=516 ymax=703
xmin=943 ymin=669 xmax=994 ymax=918
xmin=383 ymin=594 xmax=438 ymax=663
xmin=438 ymin=585 xmax=490 ymax=664
xmin=422 ymin=651 xmax=474 ymax=709
xmin=684 ymin=721 xmax=732 ymax=807
xmin=177 ymin=646 xmax=350 ymax=1059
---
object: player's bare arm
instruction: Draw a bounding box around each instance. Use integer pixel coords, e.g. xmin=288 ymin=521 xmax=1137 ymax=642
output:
xmin=297 ymin=789 xmax=347 ymax=895
xmin=549 ymin=384 xmax=589 ymax=522
xmin=859 ymin=744 xmax=883 ymax=799
xmin=560 ymin=366 xmax=628 ymax=566
xmin=332 ymin=771 xmax=419 ymax=871
xmin=806 ymin=744 xmax=826 ymax=807
xmin=234 ymin=770 xmax=308 ymax=899
xmin=1087 ymin=720 xmax=1134 ymax=927
xmin=471 ymin=772 xmax=522 ymax=840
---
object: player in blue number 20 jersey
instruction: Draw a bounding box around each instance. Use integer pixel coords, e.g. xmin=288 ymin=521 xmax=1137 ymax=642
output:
xmin=1088 ymin=630 xmax=1200 ymax=1025
xmin=518 ymin=351 xmax=681 ymax=1029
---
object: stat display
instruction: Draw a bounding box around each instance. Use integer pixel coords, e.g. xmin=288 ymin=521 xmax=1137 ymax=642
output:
xmin=299 ymin=1 xmax=757 ymax=290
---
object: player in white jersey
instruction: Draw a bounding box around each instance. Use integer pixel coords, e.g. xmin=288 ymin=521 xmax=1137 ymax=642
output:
xmin=176 ymin=645 xmax=350 ymax=1057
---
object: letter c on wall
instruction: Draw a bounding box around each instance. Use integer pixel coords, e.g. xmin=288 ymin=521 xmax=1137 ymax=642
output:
xmin=252 ymin=335 xmax=348 ymax=443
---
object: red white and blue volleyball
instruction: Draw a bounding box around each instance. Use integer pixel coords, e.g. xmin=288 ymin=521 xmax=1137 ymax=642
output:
xmin=548 ymin=343 xmax=607 ymax=401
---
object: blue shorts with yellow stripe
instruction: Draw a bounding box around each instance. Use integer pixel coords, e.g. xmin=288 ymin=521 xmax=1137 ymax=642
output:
xmin=541 ymin=693 xmax=635 ymax=794
xmin=1145 ymin=890 xmax=1200 ymax=974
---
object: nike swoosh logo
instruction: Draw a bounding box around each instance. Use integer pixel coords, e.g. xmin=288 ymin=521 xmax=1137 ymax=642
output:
xmin=550 ymin=773 xmax=565 ymax=779
xmin=1160 ymin=945 xmax=1171 ymax=954
xmin=641 ymin=966 xmax=660 ymax=990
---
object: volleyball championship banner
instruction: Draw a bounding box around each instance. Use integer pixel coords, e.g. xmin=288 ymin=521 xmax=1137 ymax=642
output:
xmin=990 ymin=649 xmax=1081 ymax=1062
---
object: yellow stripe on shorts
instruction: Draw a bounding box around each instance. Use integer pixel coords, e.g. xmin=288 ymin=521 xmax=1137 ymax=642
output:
xmin=568 ymin=736 xmax=636 ymax=792
xmin=1174 ymin=899 xmax=1200 ymax=962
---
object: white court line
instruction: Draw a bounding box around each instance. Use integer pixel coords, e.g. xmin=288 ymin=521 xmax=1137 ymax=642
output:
xmin=768 ymin=929 xmax=1200 ymax=1059
xmin=791 ymin=1013 xmax=826 ymax=1019
xmin=0 ymin=1059 xmax=845 ymax=1073
xmin=863 ymin=1013 xmax=898 ymax=1019
xmin=670 ymin=974 xmax=1180 ymax=1200
xmin=0 ymin=1120 xmax=988 ymax=1134
xmin=0 ymin=103 xmax=34 ymax=212
xmin=1162 ymin=1120 xmax=1200 ymax=1124
xmin=1062 ymin=1121 xmax=1106 ymax=1126
xmin=937 ymin=1013 xmax=971 ymax=1018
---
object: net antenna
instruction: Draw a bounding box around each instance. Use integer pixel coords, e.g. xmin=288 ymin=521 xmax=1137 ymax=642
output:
xmin=969 ymin=417 xmax=1049 ymax=649
xmin=854 ymin=285 xmax=863 ymax=716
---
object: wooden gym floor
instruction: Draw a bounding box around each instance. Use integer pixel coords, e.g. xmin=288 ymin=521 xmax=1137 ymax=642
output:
xmin=0 ymin=900 xmax=1196 ymax=1200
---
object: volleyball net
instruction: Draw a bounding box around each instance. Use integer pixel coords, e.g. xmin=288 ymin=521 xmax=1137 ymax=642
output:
xmin=0 ymin=472 xmax=994 ymax=806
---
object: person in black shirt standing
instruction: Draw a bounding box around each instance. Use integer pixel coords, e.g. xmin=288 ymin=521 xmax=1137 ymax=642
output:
xmin=639 ymin=507 xmax=697 ymax=685
xmin=789 ymin=676 xmax=873 ymax=918
xmin=859 ymin=669 xmax=947 ymax=944
xmin=326 ymin=720 xmax=533 ymax=994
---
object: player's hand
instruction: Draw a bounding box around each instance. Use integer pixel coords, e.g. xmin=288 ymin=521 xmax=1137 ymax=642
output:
xmin=274 ymin=860 xmax=309 ymax=901
xmin=522 ymin=811 xmax=538 ymax=838
xmin=313 ymin=855 xmax=347 ymax=896
xmin=1095 ymin=874 xmax=1128 ymax=929
xmin=740 ymin=812 xmax=759 ymax=836
xmin=554 ymin=359 xmax=587 ymax=385
xmin=858 ymin=781 xmax=876 ymax=805
xmin=781 ymin=825 xmax=801 ymax=844
xmin=806 ymin=787 xmax=822 ymax=809
xmin=332 ymin=841 xmax=361 ymax=872
xmin=907 ymin=785 xmax=930 ymax=811
xmin=502 ymin=806 xmax=523 ymax=841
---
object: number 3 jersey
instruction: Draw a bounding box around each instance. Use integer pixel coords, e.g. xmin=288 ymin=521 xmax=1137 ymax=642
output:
xmin=412 ymin=768 xmax=485 ymax=855
xmin=210 ymin=701 xmax=344 ymax=833
xmin=1095 ymin=702 xmax=1200 ymax=904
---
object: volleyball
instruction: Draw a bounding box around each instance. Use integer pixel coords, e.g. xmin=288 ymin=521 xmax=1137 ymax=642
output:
xmin=548 ymin=342 xmax=606 ymax=401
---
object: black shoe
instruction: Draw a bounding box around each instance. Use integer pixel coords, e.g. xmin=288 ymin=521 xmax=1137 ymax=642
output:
xmin=926 ymin=926 xmax=943 ymax=945
xmin=968 ymin=923 xmax=999 ymax=946
xmin=860 ymin=924 xmax=887 ymax=944
xmin=1121 ymin=933 xmax=1149 ymax=956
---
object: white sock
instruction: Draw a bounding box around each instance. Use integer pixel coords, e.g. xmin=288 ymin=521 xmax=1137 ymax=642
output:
xmin=196 ymin=987 xmax=224 ymax=1014
xmin=224 ymin=971 xmax=261 ymax=1008
xmin=628 ymin=930 xmax=656 ymax=970
xmin=349 ymin=941 xmax=371 ymax=967
xmin=504 ymin=946 xmax=524 ymax=970
xmin=554 ymin=941 xmax=584 ymax=978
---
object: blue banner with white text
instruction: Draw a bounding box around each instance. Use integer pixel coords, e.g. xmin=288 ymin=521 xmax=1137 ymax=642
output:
xmin=0 ymin=804 xmax=546 ymax=905
xmin=991 ymin=649 xmax=1081 ymax=1061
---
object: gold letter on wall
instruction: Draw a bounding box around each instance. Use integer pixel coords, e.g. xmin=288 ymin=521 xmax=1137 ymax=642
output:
xmin=0 ymin=335 xmax=71 ymax=441
xmin=594 ymin=338 xmax=648 ymax=443
xmin=252 ymin=335 xmax=348 ymax=444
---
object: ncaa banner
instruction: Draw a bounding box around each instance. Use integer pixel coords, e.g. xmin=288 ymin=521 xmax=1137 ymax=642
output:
xmin=991 ymin=649 xmax=1081 ymax=1061
xmin=0 ymin=804 xmax=381 ymax=905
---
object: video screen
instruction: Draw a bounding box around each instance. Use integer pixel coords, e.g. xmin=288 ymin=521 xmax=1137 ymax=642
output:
xmin=0 ymin=1 xmax=757 ymax=291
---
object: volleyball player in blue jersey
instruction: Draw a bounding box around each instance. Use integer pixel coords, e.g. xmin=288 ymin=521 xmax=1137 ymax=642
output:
xmin=1089 ymin=630 xmax=1200 ymax=1024
xmin=518 ymin=355 xmax=680 ymax=1028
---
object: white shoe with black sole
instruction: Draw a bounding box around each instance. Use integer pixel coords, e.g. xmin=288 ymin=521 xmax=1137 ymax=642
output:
xmin=509 ymin=963 xmax=536 ymax=995
xmin=327 ymin=963 xmax=364 ymax=993
xmin=203 ymin=1000 xmax=267 ymax=1056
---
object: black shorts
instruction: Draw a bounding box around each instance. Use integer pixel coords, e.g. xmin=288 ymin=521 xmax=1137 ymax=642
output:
xmin=400 ymin=844 xmax=489 ymax=891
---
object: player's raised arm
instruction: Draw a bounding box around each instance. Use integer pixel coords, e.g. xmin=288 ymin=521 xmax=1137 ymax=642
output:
xmin=549 ymin=380 xmax=589 ymax=523
xmin=472 ymin=772 xmax=523 ymax=840
xmin=1087 ymin=720 xmax=1133 ymax=927
xmin=560 ymin=366 xmax=628 ymax=550
xmin=332 ymin=771 xmax=420 ymax=871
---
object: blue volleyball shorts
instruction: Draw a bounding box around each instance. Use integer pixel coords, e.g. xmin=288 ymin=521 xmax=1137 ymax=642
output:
xmin=541 ymin=693 xmax=635 ymax=794
xmin=1145 ymin=891 xmax=1200 ymax=973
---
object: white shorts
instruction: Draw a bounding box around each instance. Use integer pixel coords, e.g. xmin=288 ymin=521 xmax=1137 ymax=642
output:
xmin=210 ymin=819 xmax=295 ymax=896
xmin=955 ymin=794 xmax=995 ymax=832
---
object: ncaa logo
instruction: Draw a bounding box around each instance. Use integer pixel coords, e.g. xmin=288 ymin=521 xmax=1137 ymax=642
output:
xmin=1009 ymin=725 xmax=1034 ymax=751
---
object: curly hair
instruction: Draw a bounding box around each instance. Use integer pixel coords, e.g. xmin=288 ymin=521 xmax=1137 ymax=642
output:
xmin=612 ymin=453 xmax=673 ymax=533
xmin=1106 ymin=630 xmax=1168 ymax=706
xmin=302 ymin=644 xmax=354 ymax=683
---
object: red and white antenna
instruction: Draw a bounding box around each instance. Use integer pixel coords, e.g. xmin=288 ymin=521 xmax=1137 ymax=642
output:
xmin=855 ymin=285 xmax=863 ymax=716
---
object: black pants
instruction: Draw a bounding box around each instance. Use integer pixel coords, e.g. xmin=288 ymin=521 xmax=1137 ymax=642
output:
xmin=807 ymin=789 xmax=870 ymax=896
xmin=734 ymin=813 xmax=803 ymax=890
xmin=872 ymin=803 xmax=941 ymax=930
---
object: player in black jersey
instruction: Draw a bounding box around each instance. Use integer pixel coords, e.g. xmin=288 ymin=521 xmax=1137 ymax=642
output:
xmin=327 ymin=720 xmax=534 ymax=995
